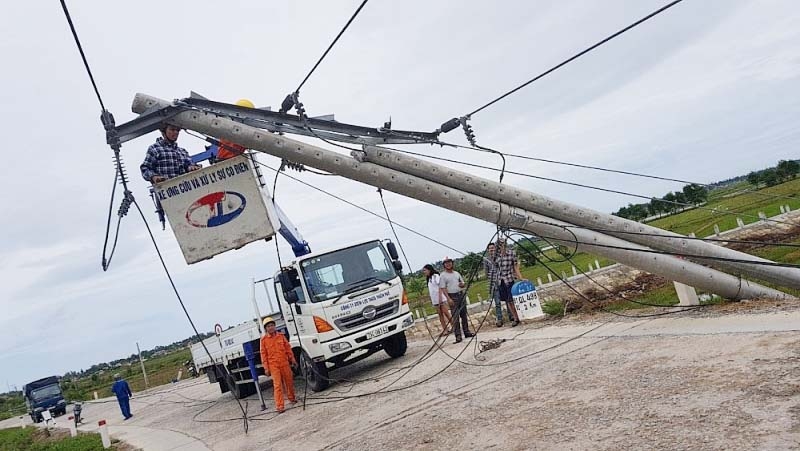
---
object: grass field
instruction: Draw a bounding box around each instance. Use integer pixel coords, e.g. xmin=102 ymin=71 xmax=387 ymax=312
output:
xmin=0 ymin=427 xmax=115 ymax=451
xmin=648 ymin=178 xmax=800 ymax=236
xmin=62 ymin=348 xmax=192 ymax=401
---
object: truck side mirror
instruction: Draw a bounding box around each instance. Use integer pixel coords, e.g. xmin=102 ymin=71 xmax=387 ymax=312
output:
xmin=386 ymin=242 xmax=399 ymax=261
xmin=392 ymin=260 xmax=403 ymax=272
xmin=278 ymin=270 xmax=300 ymax=304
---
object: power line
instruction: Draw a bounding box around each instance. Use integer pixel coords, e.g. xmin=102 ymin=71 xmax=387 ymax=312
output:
xmin=131 ymin=197 xmax=250 ymax=433
xmin=253 ymin=160 xmax=470 ymax=258
xmin=293 ymin=0 xmax=369 ymax=94
xmin=520 ymin=218 xmax=800 ymax=270
xmin=59 ymin=0 xmax=106 ymax=111
xmin=381 ymin=145 xmax=799 ymax=229
xmin=505 ymin=234 xmax=706 ymax=317
xmin=254 ymin=157 xmax=799 ymax=269
xmin=459 ymin=0 xmax=685 ymax=119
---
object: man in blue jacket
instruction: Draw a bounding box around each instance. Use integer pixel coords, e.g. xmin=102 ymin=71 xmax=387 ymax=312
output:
xmin=111 ymin=374 xmax=133 ymax=420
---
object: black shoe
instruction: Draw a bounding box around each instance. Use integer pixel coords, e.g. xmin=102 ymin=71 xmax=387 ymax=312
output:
xmin=464 ymin=332 xmax=475 ymax=338
xmin=453 ymin=338 xmax=463 ymax=344
xmin=511 ymin=320 xmax=520 ymax=327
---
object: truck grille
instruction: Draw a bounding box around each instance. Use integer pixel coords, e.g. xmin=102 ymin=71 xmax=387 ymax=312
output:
xmin=334 ymin=300 xmax=399 ymax=331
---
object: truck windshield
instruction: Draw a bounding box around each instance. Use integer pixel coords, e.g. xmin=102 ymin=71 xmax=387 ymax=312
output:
xmin=300 ymin=241 xmax=397 ymax=303
xmin=31 ymin=385 xmax=61 ymax=401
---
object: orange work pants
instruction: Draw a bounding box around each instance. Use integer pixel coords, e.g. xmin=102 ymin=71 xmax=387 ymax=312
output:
xmin=269 ymin=363 xmax=295 ymax=411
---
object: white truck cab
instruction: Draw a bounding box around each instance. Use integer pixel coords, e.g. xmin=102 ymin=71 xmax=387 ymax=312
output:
xmin=275 ymin=239 xmax=413 ymax=391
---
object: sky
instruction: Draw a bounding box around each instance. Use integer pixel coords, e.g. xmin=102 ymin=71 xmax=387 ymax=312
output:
xmin=1 ymin=0 xmax=799 ymax=389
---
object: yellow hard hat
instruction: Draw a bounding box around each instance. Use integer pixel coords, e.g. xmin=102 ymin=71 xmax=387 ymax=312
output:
xmin=235 ymin=98 xmax=255 ymax=108
xmin=262 ymin=316 xmax=275 ymax=327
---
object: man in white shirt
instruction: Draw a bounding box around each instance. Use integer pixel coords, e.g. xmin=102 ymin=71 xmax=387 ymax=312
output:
xmin=439 ymin=258 xmax=475 ymax=343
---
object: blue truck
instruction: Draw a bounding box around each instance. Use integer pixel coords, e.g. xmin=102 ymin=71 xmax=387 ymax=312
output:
xmin=23 ymin=376 xmax=67 ymax=423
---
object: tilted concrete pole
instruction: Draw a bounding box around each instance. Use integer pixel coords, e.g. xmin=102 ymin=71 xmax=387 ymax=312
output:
xmin=360 ymin=146 xmax=800 ymax=290
xmin=130 ymin=94 xmax=792 ymax=300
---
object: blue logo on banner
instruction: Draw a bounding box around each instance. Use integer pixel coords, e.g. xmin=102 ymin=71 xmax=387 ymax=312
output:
xmin=511 ymin=280 xmax=536 ymax=296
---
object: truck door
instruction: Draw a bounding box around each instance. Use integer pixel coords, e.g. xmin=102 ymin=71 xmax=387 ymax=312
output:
xmin=274 ymin=272 xmax=314 ymax=340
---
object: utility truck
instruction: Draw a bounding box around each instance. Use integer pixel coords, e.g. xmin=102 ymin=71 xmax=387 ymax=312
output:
xmin=167 ymin=145 xmax=412 ymax=396
xmin=191 ymin=238 xmax=412 ymax=396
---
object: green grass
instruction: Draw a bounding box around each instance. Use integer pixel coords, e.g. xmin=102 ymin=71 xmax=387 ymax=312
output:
xmin=63 ymin=348 xmax=191 ymax=401
xmin=0 ymin=427 xmax=114 ymax=451
xmin=648 ymin=178 xmax=800 ymax=236
xmin=0 ymin=394 xmax=26 ymax=421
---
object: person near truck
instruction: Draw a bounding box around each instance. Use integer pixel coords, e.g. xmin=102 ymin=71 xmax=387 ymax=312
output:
xmin=439 ymin=257 xmax=475 ymax=344
xmin=111 ymin=374 xmax=133 ymax=420
xmin=422 ymin=264 xmax=452 ymax=335
xmin=495 ymin=240 xmax=523 ymax=327
xmin=485 ymin=242 xmax=514 ymax=327
xmin=259 ymin=317 xmax=298 ymax=413
xmin=140 ymin=123 xmax=201 ymax=184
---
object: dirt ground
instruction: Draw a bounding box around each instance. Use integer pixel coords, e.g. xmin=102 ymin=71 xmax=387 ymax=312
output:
xmin=4 ymin=301 xmax=799 ymax=450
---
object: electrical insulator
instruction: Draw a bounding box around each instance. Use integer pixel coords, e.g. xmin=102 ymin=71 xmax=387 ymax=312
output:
xmin=461 ymin=120 xmax=477 ymax=146
xmin=437 ymin=118 xmax=461 ymax=134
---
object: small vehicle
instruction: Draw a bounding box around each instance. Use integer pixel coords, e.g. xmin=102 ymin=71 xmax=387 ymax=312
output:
xmin=73 ymin=402 xmax=83 ymax=427
xmin=23 ymin=376 xmax=67 ymax=423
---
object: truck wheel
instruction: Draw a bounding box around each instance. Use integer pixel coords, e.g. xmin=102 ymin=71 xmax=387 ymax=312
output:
xmin=383 ymin=331 xmax=408 ymax=358
xmin=300 ymin=351 xmax=330 ymax=392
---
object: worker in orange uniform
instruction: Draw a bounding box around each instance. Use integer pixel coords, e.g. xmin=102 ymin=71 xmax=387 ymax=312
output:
xmin=259 ymin=317 xmax=298 ymax=413
xmin=216 ymin=99 xmax=254 ymax=160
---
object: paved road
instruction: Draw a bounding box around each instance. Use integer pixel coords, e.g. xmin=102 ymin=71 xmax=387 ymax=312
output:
xmin=3 ymin=305 xmax=799 ymax=450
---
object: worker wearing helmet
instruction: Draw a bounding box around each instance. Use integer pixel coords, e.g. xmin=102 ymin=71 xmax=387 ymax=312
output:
xmin=259 ymin=317 xmax=298 ymax=413
xmin=216 ymin=99 xmax=254 ymax=161
xmin=140 ymin=123 xmax=201 ymax=183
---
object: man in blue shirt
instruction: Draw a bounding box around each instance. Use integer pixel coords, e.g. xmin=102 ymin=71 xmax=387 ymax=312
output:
xmin=111 ymin=374 xmax=133 ymax=420
xmin=140 ymin=123 xmax=201 ymax=183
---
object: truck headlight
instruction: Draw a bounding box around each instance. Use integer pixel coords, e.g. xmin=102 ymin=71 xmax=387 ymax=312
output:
xmin=402 ymin=315 xmax=414 ymax=328
xmin=57 ymin=400 xmax=66 ymax=405
xmin=329 ymin=342 xmax=352 ymax=353
xmin=34 ymin=407 xmax=44 ymax=412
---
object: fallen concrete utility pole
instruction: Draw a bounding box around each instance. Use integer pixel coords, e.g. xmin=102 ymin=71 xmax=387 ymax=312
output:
xmin=359 ymin=146 xmax=800 ymax=290
xmin=130 ymin=94 xmax=793 ymax=300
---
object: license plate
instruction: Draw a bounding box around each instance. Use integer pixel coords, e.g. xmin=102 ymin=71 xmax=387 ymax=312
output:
xmin=365 ymin=326 xmax=389 ymax=340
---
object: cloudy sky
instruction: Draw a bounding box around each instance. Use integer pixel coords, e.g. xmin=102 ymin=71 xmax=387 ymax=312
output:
xmin=1 ymin=0 xmax=799 ymax=389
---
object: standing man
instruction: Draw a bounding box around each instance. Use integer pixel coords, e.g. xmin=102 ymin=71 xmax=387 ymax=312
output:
xmin=484 ymin=243 xmax=513 ymax=327
xmin=110 ymin=374 xmax=133 ymax=420
xmin=140 ymin=123 xmax=201 ymax=183
xmin=439 ymin=257 xmax=475 ymax=344
xmin=496 ymin=240 xmax=524 ymax=327
xmin=259 ymin=317 xmax=298 ymax=413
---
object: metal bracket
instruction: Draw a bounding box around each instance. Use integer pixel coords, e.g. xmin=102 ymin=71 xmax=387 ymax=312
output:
xmin=111 ymin=94 xmax=440 ymax=148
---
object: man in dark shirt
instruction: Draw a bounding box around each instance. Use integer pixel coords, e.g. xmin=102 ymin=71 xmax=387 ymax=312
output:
xmin=140 ymin=123 xmax=201 ymax=183
xmin=111 ymin=374 xmax=133 ymax=420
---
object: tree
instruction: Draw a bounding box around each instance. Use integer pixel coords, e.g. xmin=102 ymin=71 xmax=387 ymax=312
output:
xmin=404 ymin=276 xmax=426 ymax=298
xmin=761 ymin=168 xmax=779 ymax=187
xmin=746 ymin=171 xmax=761 ymax=187
xmin=662 ymin=192 xmax=678 ymax=213
xmin=776 ymin=160 xmax=799 ymax=181
xmin=457 ymin=252 xmax=484 ymax=276
xmin=682 ymin=183 xmax=708 ymax=205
